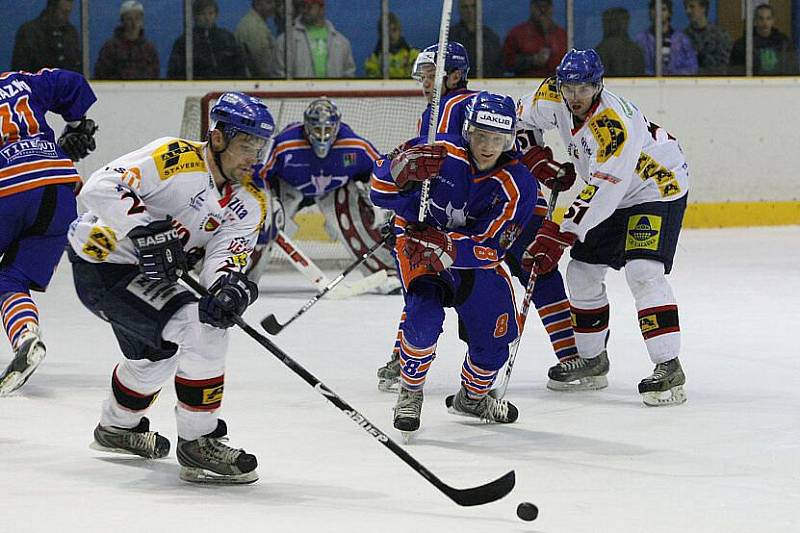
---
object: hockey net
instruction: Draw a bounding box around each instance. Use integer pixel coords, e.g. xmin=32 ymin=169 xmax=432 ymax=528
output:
xmin=180 ymin=89 xmax=423 ymax=268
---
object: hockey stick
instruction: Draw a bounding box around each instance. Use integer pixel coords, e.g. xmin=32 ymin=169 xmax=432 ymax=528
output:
xmin=490 ymin=186 xmax=560 ymax=400
xmin=261 ymin=234 xmax=393 ymax=335
xmin=418 ymin=0 xmax=453 ymax=222
xmin=274 ymin=230 xmax=331 ymax=291
xmin=180 ymin=273 xmax=515 ymax=506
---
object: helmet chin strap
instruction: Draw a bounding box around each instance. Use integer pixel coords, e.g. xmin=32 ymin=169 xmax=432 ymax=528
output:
xmin=209 ymin=132 xmax=234 ymax=185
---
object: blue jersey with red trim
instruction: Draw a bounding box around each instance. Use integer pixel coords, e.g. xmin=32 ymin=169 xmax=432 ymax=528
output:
xmin=260 ymin=122 xmax=380 ymax=199
xmin=417 ymin=88 xmax=477 ymax=138
xmin=371 ymin=134 xmax=538 ymax=270
xmin=0 ymin=69 xmax=96 ymax=197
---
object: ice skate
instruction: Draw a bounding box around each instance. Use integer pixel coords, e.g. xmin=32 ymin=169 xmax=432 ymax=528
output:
xmin=176 ymin=419 xmax=258 ymax=484
xmin=547 ymin=350 xmax=610 ymax=391
xmin=393 ymin=388 xmax=423 ymax=442
xmin=377 ymin=352 xmax=401 ymax=392
xmin=445 ymin=386 xmax=519 ymax=424
xmin=0 ymin=326 xmax=47 ymax=396
xmin=91 ymin=417 xmax=170 ymax=459
xmin=639 ymin=357 xmax=687 ymax=406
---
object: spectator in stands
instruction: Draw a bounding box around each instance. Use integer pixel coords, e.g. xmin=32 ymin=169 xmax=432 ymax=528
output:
xmin=450 ymin=0 xmax=503 ymax=77
xmin=682 ymin=0 xmax=732 ymax=75
xmin=236 ymin=0 xmax=278 ymax=79
xmin=502 ymin=0 xmax=566 ymax=77
xmin=634 ymin=0 xmax=698 ymax=75
xmin=11 ymin=0 xmax=81 ymax=73
xmin=364 ymin=13 xmax=419 ymax=78
xmin=730 ymin=3 xmax=797 ymax=75
xmin=595 ymin=7 xmax=645 ymax=76
xmin=167 ymin=0 xmax=246 ymax=79
xmin=94 ymin=1 xmax=160 ymax=80
xmin=274 ymin=0 xmax=356 ymax=78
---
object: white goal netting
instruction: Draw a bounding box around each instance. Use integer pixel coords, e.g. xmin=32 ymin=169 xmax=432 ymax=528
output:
xmin=180 ymin=90 xmax=424 ymax=268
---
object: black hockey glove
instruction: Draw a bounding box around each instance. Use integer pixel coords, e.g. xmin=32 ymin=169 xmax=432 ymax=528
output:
xmin=57 ymin=117 xmax=98 ymax=161
xmin=199 ymin=272 xmax=259 ymax=329
xmin=128 ymin=218 xmax=187 ymax=283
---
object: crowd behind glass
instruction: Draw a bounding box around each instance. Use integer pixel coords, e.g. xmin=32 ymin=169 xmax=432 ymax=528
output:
xmin=7 ymin=0 xmax=799 ymax=80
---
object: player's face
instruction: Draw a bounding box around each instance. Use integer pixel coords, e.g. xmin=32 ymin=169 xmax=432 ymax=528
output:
xmin=468 ymin=127 xmax=508 ymax=170
xmin=560 ymin=82 xmax=598 ymax=118
xmin=220 ymin=133 xmax=269 ymax=180
xmin=416 ymin=63 xmax=438 ymax=103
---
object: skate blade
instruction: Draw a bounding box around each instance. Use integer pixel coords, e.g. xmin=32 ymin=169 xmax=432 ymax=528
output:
xmin=89 ymin=440 xmax=167 ymax=459
xmin=377 ymin=378 xmax=399 ymax=393
xmin=0 ymin=342 xmax=46 ymax=396
xmin=179 ymin=466 xmax=258 ymax=485
xmin=641 ymin=385 xmax=687 ymax=407
xmin=547 ymin=375 xmax=608 ymax=392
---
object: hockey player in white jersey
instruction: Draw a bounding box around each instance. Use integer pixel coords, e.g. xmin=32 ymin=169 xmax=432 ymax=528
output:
xmin=68 ymin=93 xmax=274 ymax=482
xmin=517 ymin=49 xmax=689 ymax=406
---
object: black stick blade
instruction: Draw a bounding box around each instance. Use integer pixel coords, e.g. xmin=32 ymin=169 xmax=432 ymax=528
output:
xmin=444 ymin=470 xmax=515 ymax=506
xmin=260 ymin=314 xmax=284 ymax=335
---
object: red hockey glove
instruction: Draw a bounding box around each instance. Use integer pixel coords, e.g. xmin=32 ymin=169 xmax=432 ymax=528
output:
xmin=401 ymin=225 xmax=456 ymax=274
xmin=390 ymin=144 xmax=447 ymax=189
xmin=520 ymin=145 xmax=577 ymax=192
xmin=521 ymin=220 xmax=577 ymax=275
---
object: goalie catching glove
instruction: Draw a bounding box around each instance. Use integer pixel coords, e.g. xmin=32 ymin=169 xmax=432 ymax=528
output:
xmin=521 ymin=220 xmax=576 ymax=275
xmin=199 ymin=272 xmax=259 ymax=329
xmin=520 ymin=145 xmax=576 ymax=192
xmin=58 ymin=117 xmax=98 ymax=161
xmin=129 ymin=218 xmax=187 ymax=283
xmin=390 ymin=144 xmax=447 ymax=189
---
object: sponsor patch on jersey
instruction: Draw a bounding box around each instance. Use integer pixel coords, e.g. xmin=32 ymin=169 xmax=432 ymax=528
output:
xmin=202 ymin=214 xmax=222 ymax=232
xmin=230 ymin=253 xmax=248 ymax=267
xmin=475 ymin=111 xmax=513 ymax=131
xmin=82 ymin=226 xmax=117 ymax=261
xmin=588 ymin=108 xmax=626 ymax=163
xmin=120 ymin=167 xmax=141 ymax=189
xmin=0 ymin=137 xmax=59 ymax=163
xmin=625 ymin=215 xmax=662 ymax=251
xmin=636 ymin=152 xmax=681 ymax=198
xmin=343 ymin=152 xmax=357 ymax=167
xmin=499 ymin=223 xmax=522 ymax=249
xmin=534 ymin=78 xmax=561 ymax=104
xmin=152 ymin=140 xmax=206 ymax=180
xmin=578 ymin=184 xmax=598 ymax=202
xmin=590 ymin=171 xmax=621 ymax=184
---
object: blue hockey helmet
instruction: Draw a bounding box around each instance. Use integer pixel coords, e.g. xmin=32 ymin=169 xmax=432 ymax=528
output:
xmin=303 ymin=98 xmax=342 ymax=159
xmin=462 ymin=91 xmax=517 ymax=152
xmin=556 ymin=49 xmax=605 ymax=85
xmin=412 ymin=41 xmax=470 ymax=82
xmin=209 ymin=92 xmax=275 ymax=151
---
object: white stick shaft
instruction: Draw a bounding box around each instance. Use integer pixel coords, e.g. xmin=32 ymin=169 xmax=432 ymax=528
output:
xmin=274 ymin=231 xmax=331 ymax=291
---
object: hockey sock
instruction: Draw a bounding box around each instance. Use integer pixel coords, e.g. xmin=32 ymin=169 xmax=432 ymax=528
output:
xmin=570 ymin=304 xmax=610 ymax=358
xmin=460 ymin=355 xmax=498 ymax=399
xmin=536 ymin=299 xmax=578 ymax=361
xmin=1 ymin=292 xmax=39 ymax=351
xmin=391 ymin=311 xmax=407 ymax=360
xmin=625 ymin=259 xmax=681 ymax=363
xmin=398 ymin=333 xmax=435 ymax=391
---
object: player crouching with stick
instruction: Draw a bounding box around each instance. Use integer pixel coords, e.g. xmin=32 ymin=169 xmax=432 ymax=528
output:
xmin=370 ymin=92 xmax=537 ymax=439
xmin=68 ymin=93 xmax=274 ymax=483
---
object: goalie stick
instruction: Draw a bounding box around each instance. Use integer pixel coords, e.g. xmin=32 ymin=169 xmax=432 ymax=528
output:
xmin=261 ymin=234 xmax=393 ymax=335
xmin=490 ymin=186 xmax=560 ymax=400
xmin=180 ymin=273 xmax=515 ymax=506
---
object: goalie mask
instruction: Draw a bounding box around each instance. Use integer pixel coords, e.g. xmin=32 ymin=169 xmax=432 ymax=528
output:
xmin=304 ymin=98 xmax=342 ymax=159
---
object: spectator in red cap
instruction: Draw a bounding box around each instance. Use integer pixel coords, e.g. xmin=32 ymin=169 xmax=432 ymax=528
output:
xmin=274 ymin=0 xmax=356 ymax=78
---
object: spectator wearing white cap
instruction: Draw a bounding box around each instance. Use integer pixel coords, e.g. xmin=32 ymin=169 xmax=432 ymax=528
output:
xmin=95 ymin=0 xmax=160 ymax=79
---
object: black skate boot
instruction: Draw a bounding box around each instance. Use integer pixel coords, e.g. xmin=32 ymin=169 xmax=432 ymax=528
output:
xmin=547 ymin=350 xmax=610 ymax=391
xmin=91 ymin=417 xmax=171 ymax=459
xmin=377 ymin=352 xmax=401 ymax=392
xmin=393 ymin=388 xmax=423 ymax=442
xmin=176 ymin=419 xmax=258 ymax=484
xmin=638 ymin=357 xmax=687 ymax=406
xmin=0 ymin=326 xmax=46 ymax=396
xmin=445 ymin=387 xmax=519 ymax=424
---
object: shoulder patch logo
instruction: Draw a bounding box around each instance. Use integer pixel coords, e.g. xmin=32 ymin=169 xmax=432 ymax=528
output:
xmin=152 ymin=140 xmax=206 ymax=180
xmin=588 ymin=108 xmax=626 ymax=163
xmin=343 ymin=152 xmax=357 ymax=166
xmin=534 ymin=77 xmax=561 ymax=104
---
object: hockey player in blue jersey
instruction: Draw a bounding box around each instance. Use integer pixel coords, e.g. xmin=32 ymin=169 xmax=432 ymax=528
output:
xmin=0 ymin=68 xmax=97 ymax=395
xmin=255 ymin=97 xmax=397 ymax=290
xmin=371 ymin=91 xmax=537 ymax=435
xmin=377 ymin=41 xmax=579 ymax=394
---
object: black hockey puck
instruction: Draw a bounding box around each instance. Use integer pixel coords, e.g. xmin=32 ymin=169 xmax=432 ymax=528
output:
xmin=516 ymin=502 xmax=538 ymax=521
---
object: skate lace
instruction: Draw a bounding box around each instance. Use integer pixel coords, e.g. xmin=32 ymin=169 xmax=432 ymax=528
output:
xmin=201 ymin=437 xmax=241 ymax=464
xmin=395 ymin=391 xmax=422 ymax=418
xmin=558 ymin=357 xmax=587 ymax=372
xmin=479 ymin=396 xmax=510 ymax=423
xmin=648 ymin=363 xmax=670 ymax=381
xmin=126 ymin=431 xmax=158 ymax=453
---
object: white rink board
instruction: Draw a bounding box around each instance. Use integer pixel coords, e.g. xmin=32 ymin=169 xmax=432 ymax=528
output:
xmin=1 ymin=226 xmax=799 ymax=532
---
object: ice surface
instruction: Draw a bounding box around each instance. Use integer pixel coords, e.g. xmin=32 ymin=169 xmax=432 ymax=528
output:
xmin=1 ymin=227 xmax=798 ymax=532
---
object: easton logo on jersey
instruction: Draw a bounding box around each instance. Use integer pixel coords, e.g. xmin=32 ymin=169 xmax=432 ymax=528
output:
xmin=626 ymin=215 xmax=661 ymax=250
xmin=152 ymin=140 xmax=205 ymax=180
xmin=588 ymin=108 xmax=626 ymax=163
